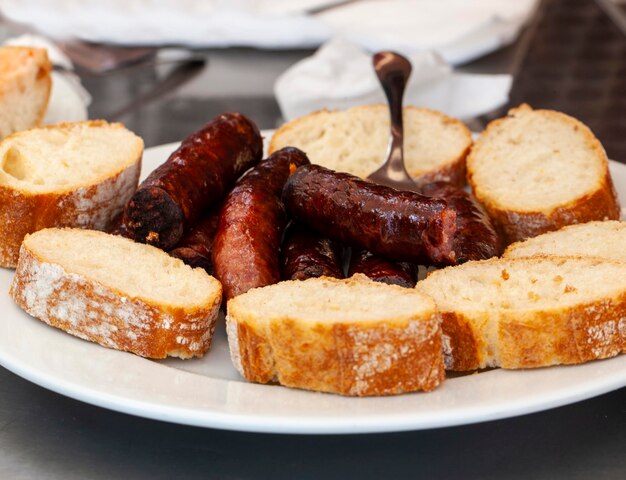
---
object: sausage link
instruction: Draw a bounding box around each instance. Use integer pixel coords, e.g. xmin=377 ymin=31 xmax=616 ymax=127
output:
xmin=281 ymin=223 xmax=344 ymax=281
xmin=123 ymin=112 xmax=263 ymax=249
xmin=348 ymin=249 xmax=417 ymax=288
xmin=282 ymin=165 xmax=457 ymax=265
xmin=421 ymin=181 xmax=502 ymax=262
xmin=212 ymin=147 xmax=310 ymax=301
xmin=169 ymin=205 xmax=221 ymax=274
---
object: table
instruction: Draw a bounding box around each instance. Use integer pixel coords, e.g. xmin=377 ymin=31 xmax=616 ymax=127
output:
xmin=1 ymin=1 xmax=625 ymax=478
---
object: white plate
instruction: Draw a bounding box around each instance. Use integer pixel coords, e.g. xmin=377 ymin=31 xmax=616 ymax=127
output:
xmin=1 ymin=140 xmax=625 ymax=435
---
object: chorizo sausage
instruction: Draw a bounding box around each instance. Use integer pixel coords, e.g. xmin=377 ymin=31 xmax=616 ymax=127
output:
xmin=169 ymin=205 xmax=221 ymax=274
xmin=421 ymin=181 xmax=502 ymax=262
xmin=123 ymin=112 xmax=263 ymax=250
xmin=281 ymin=223 xmax=344 ymax=281
xmin=212 ymin=147 xmax=310 ymax=301
xmin=348 ymin=249 xmax=417 ymax=288
xmin=282 ymin=164 xmax=458 ymax=265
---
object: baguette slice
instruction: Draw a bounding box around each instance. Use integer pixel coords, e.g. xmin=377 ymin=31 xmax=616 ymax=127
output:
xmin=269 ymin=105 xmax=472 ymax=187
xmin=0 ymin=120 xmax=143 ymax=267
xmin=10 ymin=228 xmax=222 ymax=359
xmin=416 ymin=256 xmax=626 ymax=371
xmin=0 ymin=46 xmax=52 ymax=140
xmin=467 ymin=104 xmax=620 ymax=245
xmin=226 ymin=274 xmax=444 ymax=396
xmin=504 ymin=221 xmax=626 ymax=262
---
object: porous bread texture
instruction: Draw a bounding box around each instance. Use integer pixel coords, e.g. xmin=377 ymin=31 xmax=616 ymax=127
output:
xmin=416 ymin=256 xmax=626 ymax=371
xmin=226 ymin=274 xmax=444 ymax=396
xmin=504 ymin=221 xmax=626 ymax=262
xmin=467 ymin=104 xmax=620 ymax=245
xmin=10 ymin=228 xmax=222 ymax=359
xmin=0 ymin=46 xmax=51 ymax=140
xmin=269 ymin=105 xmax=472 ymax=187
xmin=0 ymin=120 xmax=143 ymax=268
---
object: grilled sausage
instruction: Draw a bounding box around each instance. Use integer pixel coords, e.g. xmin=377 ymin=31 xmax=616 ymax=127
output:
xmin=348 ymin=249 xmax=416 ymax=288
xmin=421 ymin=181 xmax=502 ymax=262
xmin=282 ymin=164 xmax=458 ymax=265
xmin=212 ymin=147 xmax=310 ymax=301
xmin=281 ymin=223 xmax=344 ymax=281
xmin=123 ymin=112 xmax=263 ymax=250
xmin=169 ymin=205 xmax=221 ymax=274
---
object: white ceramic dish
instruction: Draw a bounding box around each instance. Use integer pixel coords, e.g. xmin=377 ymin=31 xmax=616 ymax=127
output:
xmin=1 ymin=139 xmax=625 ymax=435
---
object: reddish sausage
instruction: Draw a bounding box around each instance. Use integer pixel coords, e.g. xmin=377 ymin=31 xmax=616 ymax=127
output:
xmin=281 ymin=223 xmax=344 ymax=281
xmin=169 ymin=205 xmax=221 ymax=274
xmin=282 ymin=165 xmax=457 ymax=265
xmin=212 ymin=147 xmax=310 ymax=301
xmin=421 ymin=181 xmax=502 ymax=262
xmin=123 ymin=112 xmax=263 ymax=250
xmin=348 ymin=249 xmax=416 ymax=288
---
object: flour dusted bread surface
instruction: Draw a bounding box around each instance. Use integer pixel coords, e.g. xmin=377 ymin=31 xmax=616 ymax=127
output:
xmin=227 ymin=274 xmax=444 ymax=396
xmin=416 ymin=256 xmax=626 ymax=371
xmin=504 ymin=221 xmax=626 ymax=262
xmin=10 ymin=228 xmax=222 ymax=358
xmin=269 ymin=105 xmax=472 ymax=186
xmin=0 ymin=120 xmax=143 ymax=267
xmin=0 ymin=46 xmax=51 ymax=140
xmin=467 ymin=104 xmax=620 ymax=245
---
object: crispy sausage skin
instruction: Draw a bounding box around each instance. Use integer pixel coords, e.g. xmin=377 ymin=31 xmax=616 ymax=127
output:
xmin=348 ymin=249 xmax=417 ymax=288
xmin=212 ymin=147 xmax=310 ymax=301
xmin=281 ymin=223 xmax=344 ymax=281
xmin=123 ymin=112 xmax=263 ymax=250
xmin=421 ymin=181 xmax=502 ymax=262
xmin=169 ymin=206 xmax=221 ymax=274
xmin=282 ymin=165 xmax=458 ymax=265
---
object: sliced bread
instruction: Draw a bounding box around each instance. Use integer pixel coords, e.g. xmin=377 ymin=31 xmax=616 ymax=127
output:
xmin=269 ymin=105 xmax=472 ymax=186
xmin=0 ymin=120 xmax=143 ymax=267
xmin=416 ymin=256 xmax=626 ymax=371
xmin=10 ymin=228 xmax=222 ymax=359
xmin=0 ymin=46 xmax=52 ymax=140
xmin=467 ymin=104 xmax=620 ymax=245
xmin=226 ymin=274 xmax=444 ymax=396
xmin=504 ymin=220 xmax=626 ymax=262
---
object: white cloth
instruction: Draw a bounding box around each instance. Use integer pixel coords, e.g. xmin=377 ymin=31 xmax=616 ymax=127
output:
xmin=4 ymin=34 xmax=91 ymax=124
xmin=0 ymin=0 xmax=538 ymax=64
xmin=275 ymin=38 xmax=512 ymax=122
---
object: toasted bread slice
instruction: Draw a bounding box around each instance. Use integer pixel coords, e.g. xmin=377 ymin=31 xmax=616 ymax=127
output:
xmin=0 ymin=46 xmax=52 ymax=140
xmin=416 ymin=256 xmax=626 ymax=371
xmin=0 ymin=120 xmax=143 ymax=267
xmin=504 ymin=220 xmax=626 ymax=262
xmin=10 ymin=228 xmax=222 ymax=359
xmin=269 ymin=105 xmax=472 ymax=187
xmin=227 ymin=274 xmax=444 ymax=396
xmin=467 ymin=104 xmax=620 ymax=245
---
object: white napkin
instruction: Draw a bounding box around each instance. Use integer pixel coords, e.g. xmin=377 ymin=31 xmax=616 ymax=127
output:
xmin=0 ymin=0 xmax=537 ymax=64
xmin=4 ymin=35 xmax=91 ymax=124
xmin=275 ymin=38 xmax=512 ymax=122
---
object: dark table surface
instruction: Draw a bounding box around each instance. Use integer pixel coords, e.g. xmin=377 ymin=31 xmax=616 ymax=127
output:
xmin=1 ymin=1 xmax=625 ymax=478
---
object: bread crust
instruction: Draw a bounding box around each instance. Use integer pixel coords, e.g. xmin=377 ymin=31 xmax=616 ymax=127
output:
xmin=226 ymin=276 xmax=445 ymax=396
xmin=467 ymin=104 xmax=621 ymax=245
xmin=269 ymin=105 xmax=471 ymax=188
xmin=10 ymin=244 xmax=221 ymax=359
xmin=0 ymin=121 xmax=143 ymax=268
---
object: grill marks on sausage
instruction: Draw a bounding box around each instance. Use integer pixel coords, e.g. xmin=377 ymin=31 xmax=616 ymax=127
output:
xmin=212 ymin=147 xmax=310 ymax=301
xmin=123 ymin=112 xmax=263 ymax=250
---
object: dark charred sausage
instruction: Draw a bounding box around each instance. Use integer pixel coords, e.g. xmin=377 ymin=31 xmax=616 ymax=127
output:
xmin=348 ymin=249 xmax=417 ymax=288
xmin=281 ymin=223 xmax=344 ymax=281
xmin=123 ymin=112 xmax=263 ymax=250
xmin=282 ymin=164 xmax=458 ymax=265
xmin=421 ymin=181 xmax=502 ymax=262
xmin=169 ymin=205 xmax=221 ymax=274
xmin=212 ymin=147 xmax=310 ymax=301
